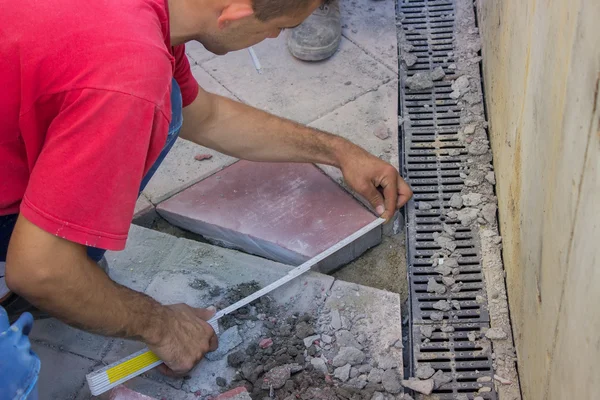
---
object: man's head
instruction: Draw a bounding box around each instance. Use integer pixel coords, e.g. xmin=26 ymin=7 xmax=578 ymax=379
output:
xmin=171 ymin=0 xmax=323 ymax=54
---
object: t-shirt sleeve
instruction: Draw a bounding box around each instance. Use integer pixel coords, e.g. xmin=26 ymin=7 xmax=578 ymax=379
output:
xmin=20 ymin=89 xmax=170 ymax=251
xmin=173 ymin=44 xmax=199 ymax=107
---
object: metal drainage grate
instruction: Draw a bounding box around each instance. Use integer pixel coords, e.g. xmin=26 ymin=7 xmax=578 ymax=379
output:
xmin=398 ymin=0 xmax=497 ymax=398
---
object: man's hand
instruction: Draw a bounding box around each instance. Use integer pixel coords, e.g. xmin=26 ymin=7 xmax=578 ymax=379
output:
xmin=150 ymin=304 xmax=218 ymax=376
xmin=339 ymin=148 xmax=413 ymax=221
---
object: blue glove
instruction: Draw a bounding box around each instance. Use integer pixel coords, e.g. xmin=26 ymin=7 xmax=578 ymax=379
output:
xmin=0 ymin=307 xmax=40 ymax=400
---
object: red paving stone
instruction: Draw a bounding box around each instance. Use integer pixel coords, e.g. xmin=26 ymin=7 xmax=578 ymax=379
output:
xmin=213 ymin=387 xmax=251 ymax=400
xmin=157 ymin=161 xmax=380 ymax=269
xmin=109 ymin=385 xmax=157 ymax=400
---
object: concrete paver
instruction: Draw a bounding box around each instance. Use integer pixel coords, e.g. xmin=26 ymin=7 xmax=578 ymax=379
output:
xmin=156 ymin=160 xmax=381 ymax=271
xmin=33 ymin=342 xmax=96 ymax=400
xmin=201 ymin=36 xmax=394 ymax=124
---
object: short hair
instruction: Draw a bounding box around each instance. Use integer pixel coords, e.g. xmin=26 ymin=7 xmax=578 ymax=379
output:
xmin=252 ymin=0 xmax=325 ymax=21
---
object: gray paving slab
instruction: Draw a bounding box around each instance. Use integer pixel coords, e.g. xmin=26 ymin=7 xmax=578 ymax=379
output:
xmin=30 ymin=318 xmax=111 ymax=361
xmin=341 ymin=0 xmax=399 ymax=73
xmin=32 ymin=342 xmax=96 ymax=400
xmin=186 ymin=40 xmax=218 ymax=65
xmin=201 ymin=35 xmax=394 ymax=124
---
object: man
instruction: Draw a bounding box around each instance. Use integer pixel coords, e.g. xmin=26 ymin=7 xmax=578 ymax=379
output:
xmin=0 ymin=0 xmax=412 ymax=378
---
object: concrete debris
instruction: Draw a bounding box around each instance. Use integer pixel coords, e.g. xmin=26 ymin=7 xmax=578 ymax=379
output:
xmin=406 ymin=72 xmax=434 ymax=91
xmin=227 ymin=350 xmax=248 ymax=368
xmin=259 ymin=338 xmax=273 ymax=349
xmin=367 ymin=368 xmax=384 ymax=383
xmin=485 ymin=171 xmax=496 ymax=184
xmin=456 ymin=207 xmax=479 ymax=226
xmin=427 ymin=278 xmax=447 ymax=294
xmin=464 ymin=124 xmax=476 ymax=135
xmin=377 ymin=355 xmax=399 ymax=370
xmin=477 ymin=376 xmax=492 ymax=382
xmin=442 ymin=258 xmax=459 ymax=269
xmin=303 ymin=334 xmax=321 ymax=348
xmin=431 ymin=369 xmax=453 ymax=389
xmin=482 ymin=203 xmax=497 ymax=224
xmin=449 ymin=193 xmax=464 ymax=209
xmin=494 ymin=374 xmax=512 ymax=385
xmin=452 ymin=76 xmax=470 ymax=92
xmin=335 ymin=330 xmax=363 ymax=350
xmin=359 ymin=364 xmax=372 ymax=374
xmin=442 ymin=276 xmax=456 ymax=286
xmin=330 ymin=310 xmax=342 ymax=331
xmin=374 ymin=125 xmax=391 ymax=140
xmin=418 ymin=201 xmax=433 ymax=210
xmin=456 ymin=395 xmax=469 ymax=400
xmin=451 ymin=300 xmax=461 ymax=310
xmin=485 ymin=328 xmax=508 ymax=340
xmin=206 ymin=325 xmax=243 ymax=361
xmin=429 ymin=311 xmax=444 ymax=321
xmin=333 ymin=347 xmax=366 ymax=367
xmin=402 ymin=52 xmax=418 ymax=67
xmin=440 ymin=325 xmax=455 ymax=333
xmin=442 ymin=223 xmax=456 ymax=236
xmin=434 ymin=265 xmax=453 ymax=276
xmin=349 ymin=367 xmax=359 ymax=379
xmin=401 ymin=377 xmax=434 ymax=395
xmin=415 ymin=364 xmax=436 ymax=380
xmin=371 ymin=392 xmax=386 ymax=400
xmin=381 ymin=370 xmax=403 ymax=394
xmin=467 ymin=330 xmax=480 ymax=342
xmin=448 ymin=63 xmax=456 ymax=70
xmin=450 ymin=282 xmax=464 ymax=293
xmin=468 ymin=141 xmax=489 ymax=155
xmin=194 ymin=153 xmax=213 ymax=161
xmin=474 ymin=397 xmax=485 ymax=400
xmin=446 ymin=210 xmax=458 ymax=219
xmin=435 ymin=235 xmax=457 ymax=251
xmin=479 ymin=387 xmax=492 ymax=393
xmin=462 ymin=193 xmax=483 ymax=207
xmin=432 ymin=300 xmax=452 ymax=312
xmin=310 ymin=358 xmax=328 ymax=375
xmin=334 ymin=364 xmax=351 ymax=382
xmin=295 ymin=321 xmax=315 ymax=339
xmin=430 ymin=66 xmax=446 ymax=81
xmin=420 ymin=325 xmax=434 ymax=338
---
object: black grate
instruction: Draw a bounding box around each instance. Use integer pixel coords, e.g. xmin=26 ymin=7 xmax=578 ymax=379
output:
xmin=398 ymin=0 xmax=497 ymax=398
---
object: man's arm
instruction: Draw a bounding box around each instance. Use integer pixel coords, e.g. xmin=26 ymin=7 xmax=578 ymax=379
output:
xmin=180 ymin=87 xmax=413 ymax=221
xmin=5 ymin=215 xmax=217 ymax=376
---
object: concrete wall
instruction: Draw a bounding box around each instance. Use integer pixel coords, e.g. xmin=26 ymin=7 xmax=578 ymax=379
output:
xmin=476 ymin=0 xmax=600 ymax=399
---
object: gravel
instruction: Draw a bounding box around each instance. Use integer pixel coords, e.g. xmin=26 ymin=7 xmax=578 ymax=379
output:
xmin=333 ymin=347 xmax=366 ymax=367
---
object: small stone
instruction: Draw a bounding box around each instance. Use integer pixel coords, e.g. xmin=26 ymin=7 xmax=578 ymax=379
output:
xmin=216 ymin=377 xmax=227 ymax=387
xmin=474 ymin=397 xmax=485 ymax=400
xmin=261 ymin=365 xmax=292 ymax=390
xmin=452 ymin=76 xmax=470 ymax=92
xmin=374 ymin=125 xmax=391 ymax=140
xmin=227 ymin=350 xmax=248 ymax=368
xmin=420 ymin=326 xmax=434 ymax=338
xmin=451 ymin=300 xmax=461 ymax=310
xmin=479 ymin=387 xmax=492 ymax=393
xmin=440 ymin=325 xmax=454 ymax=333
xmin=462 ymin=193 xmax=483 ymax=206
xmin=482 ymin=203 xmax=497 ymax=224
xmin=349 ymin=367 xmax=359 ymax=379
xmin=295 ymin=322 xmax=314 ymax=339
xmin=311 ymin=358 xmax=328 ymax=375
xmin=457 ymin=207 xmax=479 ymax=226
xmin=378 ymin=356 xmax=399 ymax=370
xmin=468 ymin=141 xmax=489 ymax=155
xmin=206 ymin=326 xmax=243 ymax=361
xmin=450 ymin=282 xmax=464 ymax=293
xmin=427 ymin=278 xmax=447 ymax=294
xmin=367 ymin=368 xmax=384 ymax=383
xmin=430 ymin=66 xmax=445 ymax=81
xmin=442 ymin=277 xmax=456 ymax=286
xmin=430 ymin=312 xmax=444 ymax=321
xmin=467 ymin=331 xmax=480 ymax=342
xmin=335 ymin=330 xmax=363 ymax=349
xmin=371 ymin=393 xmax=386 ymax=400
xmin=485 ymin=328 xmax=508 ymax=340
xmin=415 ymin=364 xmax=436 ymax=380
xmin=418 ymin=201 xmax=433 ymax=210
xmin=321 ymin=334 xmax=332 ymax=344
xmin=194 ymin=153 xmax=213 ymax=161
xmin=334 ymin=364 xmax=352 ymax=382
xmin=432 ymin=300 xmax=452 ymax=312
xmin=333 ymin=347 xmax=366 ymax=367
xmin=449 ymin=90 xmax=461 ymax=99
xmin=442 ymin=258 xmax=459 ymax=269
xmin=406 ymin=72 xmax=434 ymax=91
xmin=434 ymin=265 xmax=453 ymax=276
xmin=402 ymin=52 xmax=418 ymax=67
xmin=401 ymin=378 xmax=434 ymax=395
xmin=259 ymin=338 xmax=273 ymax=349
xmin=464 ymin=124 xmax=476 ymax=135
xmin=330 ymin=310 xmax=342 ymax=330
xmin=449 ymin=193 xmax=463 ymax=209
xmin=381 ymin=370 xmax=403 ymax=394
xmin=345 ymin=377 xmax=368 ymax=390
xmin=303 ymin=334 xmax=321 ymax=348
xmin=485 ymin=171 xmax=496 ymax=184
xmin=435 ymin=236 xmax=457 ymax=251
xmin=448 ymin=63 xmax=457 ymax=70
xmin=359 ymin=364 xmax=372 ymax=373
xmin=432 ymin=370 xmax=453 ymax=389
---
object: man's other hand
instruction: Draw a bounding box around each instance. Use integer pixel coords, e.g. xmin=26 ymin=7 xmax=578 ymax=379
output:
xmin=340 ymin=150 xmax=413 ymax=222
xmin=150 ymin=304 xmax=218 ymax=376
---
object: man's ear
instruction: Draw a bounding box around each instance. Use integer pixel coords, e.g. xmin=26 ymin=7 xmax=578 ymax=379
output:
xmin=217 ymin=1 xmax=255 ymax=29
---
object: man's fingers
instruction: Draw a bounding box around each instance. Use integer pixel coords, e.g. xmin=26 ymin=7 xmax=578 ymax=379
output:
xmin=396 ymin=176 xmax=413 ymax=208
xmin=156 ymin=363 xmax=178 ymax=378
xmin=194 ymin=306 xmax=216 ymax=321
xmin=359 ymin=183 xmax=385 ymax=217
xmin=208 ymin=332 xmax=219 ymax=352
xmin=380 ymin=176 xmax=399 ymax=222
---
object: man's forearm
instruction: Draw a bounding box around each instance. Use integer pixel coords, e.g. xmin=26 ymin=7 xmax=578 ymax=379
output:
xmin=180 ymin=90 xmax=366 ymax=166
xmin=6 ymin=217 xmax=166 ymax=345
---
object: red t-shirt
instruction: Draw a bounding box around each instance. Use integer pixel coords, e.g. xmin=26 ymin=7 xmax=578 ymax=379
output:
xmin=0 ymin=0 xmax=199 ymax=250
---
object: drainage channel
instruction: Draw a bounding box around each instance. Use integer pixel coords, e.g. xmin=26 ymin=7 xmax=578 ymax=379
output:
xmin=397 ymin=0 xmax=497 ymax=398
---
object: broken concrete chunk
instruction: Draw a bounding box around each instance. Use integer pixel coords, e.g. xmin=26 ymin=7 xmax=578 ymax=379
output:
xmin=420 ymin=325 xmax=434 ymax=338
xmin=464 ymin=124 xmax=476 ymax=135
xmin=450 ymin=282 xmax=464 ymax=293
xmin=482 ymin=203 xmax=497 ymax=224
xmin=330 ymin=310 xmax=342 ymax=331
xmin=206 ymin=325 xmax=242 ymax=361
xmin=303 ymin=334 xmax=321 ymax=348
xmin=449 ymin=90 xmax=461 ymax=99
xmin=418 ymin=201 xmax=433 ymax=211
xmin=415 ymin=364 xmax=436 ymax=380
xmin=427 ymin=278 xmax=447 ymax=295
xmin=456 ymin=207 xmax=479 ymax=226
xmin=485 ymin=171 xmax=496 ymax=184
xmin=435 ymin=235 xmax=457 ymax=252
xmin=377 ymin=355 xmax=399 ymax=370
xmin=442 ymin=276 xmax=456 ymax=286
xmin=335 ymin=330 xmax=363 ymax=350
xmin=334 ymin=364 xmax=351 ymax=382
xmin=442 ymin=223 xmax=456 ymax=236
xmin=485 ymin=328 xmax=508 ymax=340
xmin=474 ymin=397 xmax=485 ymax=400
xmin=451 ymin=300 xmax=461 ymax=310
xmin=432 ymin=369 xmax=453 ymax=389
xmin=359 ymin=364 xmax=372 ymax=373
xmin=381 ymin=369 xmax=403 ymax=394
xmin=261 ymin=365 xmax=292 ymax=389
xmin=432 ymin=300 xmax=452 ymax=312
xmin=310 ymin=358 xmax=328 ymax=375
xmin=406 ymin=72 xmax=434 ymax=91
xmin=374 ymin=125 xmax=391 ymax=140
xmin=402 ymin=52 xmax=418 ymax=67
xmin=440 ymin=325 xmax=454 ymax=333
xmin=462 ymin=193 xmax=483 ymax=207
xmin=430 ymin=66 xmax=446 ymax=81
xmin=446 ymin=210 xmax=458 ymax=219
xmin=452 ymin=76 xmax=470 ymax=92
xmin=449 ymin=193 xmax=463 ymax=209
xmin=434 ymin=265 xmax=453 ymax=276
xmin=456 ymin=394 xmax=469 ymax=400
xmin=333 ymin=347 xmax=366 ymax=367
xmin=349 ymin=367 xmax=359 ymax=379
xmin=367 ymin=368 xmax=384 ymax=383
xmin=401 ymin=378 xmax=434 ymax=395
xmin=429 ymin=311 xmax=444 ymax=321
xmin=468 ymin=141 xmax=489 ymax=155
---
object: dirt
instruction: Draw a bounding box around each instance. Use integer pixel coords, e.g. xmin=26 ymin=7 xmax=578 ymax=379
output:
xmin=332 ymin=234 xmax=408 ymax=304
